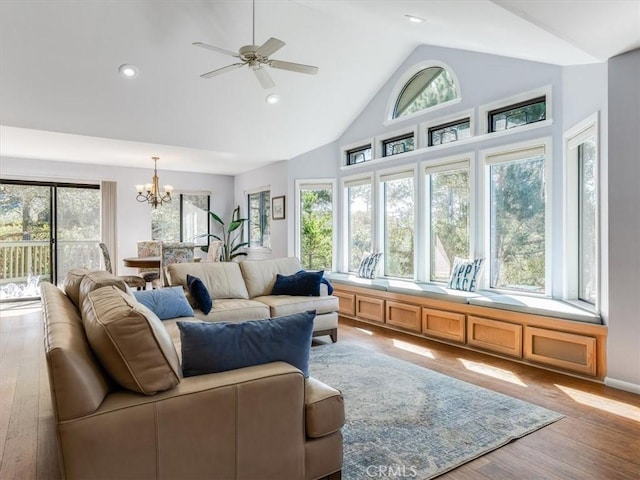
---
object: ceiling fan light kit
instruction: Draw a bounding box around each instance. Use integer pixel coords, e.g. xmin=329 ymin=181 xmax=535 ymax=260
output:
xmin=193 ymin=0 xmax=318 ymax=89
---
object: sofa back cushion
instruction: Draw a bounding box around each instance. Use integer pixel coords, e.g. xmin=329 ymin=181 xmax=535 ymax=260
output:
xmin=240 ymin=257 xmax=302 ymax=298
xmin=81 ymin=286 xmax=182 ymax=395
xmin=62 ymin=267 xmax=91 ymax=308
xmin=168 ymin=262 xmax=249 ymax=299
xmin=41 ymin=283 xmax=112 ymax=421
xmin=78 ymin=270 xmax=128 ymax=307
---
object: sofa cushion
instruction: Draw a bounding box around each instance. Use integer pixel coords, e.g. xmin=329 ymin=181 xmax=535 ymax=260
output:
xmin=187 ymin=274 xmax=212 ymax=314
xmin=62 ymin=267 xmax=91 ymax=308
xmin=253 ymin=295 xmax=339 ymax=317
xmin=178 ymin=310 xmax=315 ymax=378
xmin=78 ymin=270 xmax=128 ymax=307
xmin=304 ymin=377 xmax=345 ymax=438
xmin=192 ymin=298 xmax=271 ymax=322
xmin=81 ymin=286 xmax=182 ymax=395
xmin=167 ymin=262 xmax=249 ymax=299
xmin=272 ymin=270 xmax=324 ymax=296
xmin=240 ymin=257 xmax=302 ymax=298
xmin=133 ymin=286 xmax=194 ymax=320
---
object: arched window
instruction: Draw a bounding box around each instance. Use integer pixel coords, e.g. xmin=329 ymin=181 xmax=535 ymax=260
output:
xmin=392 ymin=66 xmax=458 ymax=119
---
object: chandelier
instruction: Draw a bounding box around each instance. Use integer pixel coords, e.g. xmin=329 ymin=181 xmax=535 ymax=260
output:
xmin=135 ymin=157 xmax=173 ymax=208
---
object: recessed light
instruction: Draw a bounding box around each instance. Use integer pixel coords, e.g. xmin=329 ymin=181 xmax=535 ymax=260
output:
xmin=405 ymin=14 xmax=425 ymax=23
xmin=118 ymin=64 xmax=139 ymax=78
xmin=266 ymin=93 xmax=280 ymax=105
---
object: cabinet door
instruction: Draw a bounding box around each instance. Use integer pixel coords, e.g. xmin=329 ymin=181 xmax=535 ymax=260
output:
xmin=467 ymin=316 xmax=522 ymax=358
xmin=356 ymin=296 xmax=385 ymax=323
xmin=386 ymin=301 xmax=421 ymax=332
xmin=422 ymin=308 xmax=465 ymax=343
xmin=524 ymin=327 xmax=596 ymax=376
xmin=334 ymin=291 xmax=356 ymax=316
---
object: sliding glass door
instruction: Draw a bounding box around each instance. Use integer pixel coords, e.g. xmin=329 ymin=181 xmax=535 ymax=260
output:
xmin=0 ymin=180 xmax=100 ymax=300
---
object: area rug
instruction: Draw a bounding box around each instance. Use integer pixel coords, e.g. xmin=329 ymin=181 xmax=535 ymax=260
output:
xmin=308 ymin=342 xmax=563 ymax=479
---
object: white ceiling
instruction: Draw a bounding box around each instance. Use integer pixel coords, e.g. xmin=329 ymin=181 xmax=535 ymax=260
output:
xmin=1 ymin=0 xmax=639 ymax=175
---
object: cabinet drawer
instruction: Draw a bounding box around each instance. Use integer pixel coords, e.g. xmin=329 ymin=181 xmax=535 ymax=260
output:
xmin=524 ymin=326 xmax=597 ymax=376
xmin=422 ymin=308 xmax=465 ymax=343
xmin=386 ymin=301 xmax=421 ymax=332
xmin=356 ymin=295 xmax=385 ymax=323
xmin=334 ymin=291 xmax=356 ymax=316
xmin=467 ymin=316 xmax=522 ymax=358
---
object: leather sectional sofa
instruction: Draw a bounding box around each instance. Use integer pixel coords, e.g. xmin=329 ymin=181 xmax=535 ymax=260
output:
xmin=41 ymin=264 xmax=344 ymax=479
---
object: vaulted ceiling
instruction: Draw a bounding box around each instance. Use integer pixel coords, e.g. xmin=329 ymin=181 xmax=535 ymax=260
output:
xmin=1 ymin=0 xmax=638 ymax=175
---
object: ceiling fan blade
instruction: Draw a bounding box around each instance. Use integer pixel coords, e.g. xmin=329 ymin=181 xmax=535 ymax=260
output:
xmin=192 ymin=42 xmax=239 ymax=58
xmin=255 ymin=37 xmax=285 ymax=58
xmin=253 ymin=66 xmax=275 ymax=89
xmin=200 ymin=62 xmax=245 ymax=79
xmin=269 ymin=59 xmax=319 ymax=75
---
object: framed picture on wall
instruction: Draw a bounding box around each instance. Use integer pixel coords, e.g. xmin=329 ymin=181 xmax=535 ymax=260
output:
xmin=272 ymin=195 xmax=285 ymax=220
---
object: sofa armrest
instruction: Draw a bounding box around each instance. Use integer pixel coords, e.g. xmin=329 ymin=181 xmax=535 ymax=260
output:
xmin=57 ymin=362 xmax=307 ymax=479
xmin=305 ymin=376 xmax=345 ymax=438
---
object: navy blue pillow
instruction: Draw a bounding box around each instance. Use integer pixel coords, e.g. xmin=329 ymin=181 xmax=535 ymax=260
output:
xmin=178 ymin=310 xmax=315 ymax=377
xmin=295 ymin=269 xmax=333 ymax=295
xmin=271 ymin=270 xmax=324 ymax=296
xmin=186 ymin=274 xmax=212 ymax=315
xmin=133 ymin=286 xmax=194 ymax=320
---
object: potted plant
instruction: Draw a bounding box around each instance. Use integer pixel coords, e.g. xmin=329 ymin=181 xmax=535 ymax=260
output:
xmin=199 ymin=205 xmax=249 ymax=261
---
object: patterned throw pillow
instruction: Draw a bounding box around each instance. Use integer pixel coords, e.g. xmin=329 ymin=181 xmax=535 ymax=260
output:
xmin=447 ymin=257 xmax=484 ymax=292
xmin=357 ymin=253 xmax=383 ymax=279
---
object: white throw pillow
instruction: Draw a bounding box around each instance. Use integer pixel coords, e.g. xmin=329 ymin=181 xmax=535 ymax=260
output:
xmin=357 ymin=253 xmax=383 ymax=279
xmin=447 ymin=257 xmax=484 ymax=292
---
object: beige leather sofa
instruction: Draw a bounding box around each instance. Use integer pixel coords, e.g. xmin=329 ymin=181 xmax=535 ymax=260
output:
xmin=42 ymin=269 xmax=344 ymax=479
xmin=167 ymin=257 xmax=339 ymax=342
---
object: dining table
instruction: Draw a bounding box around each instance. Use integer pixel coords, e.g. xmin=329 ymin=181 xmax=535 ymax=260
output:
xmin=122 ymin=256 xmax=201 ymax=269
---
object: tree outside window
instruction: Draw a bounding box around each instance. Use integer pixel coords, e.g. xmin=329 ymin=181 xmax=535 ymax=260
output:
xmin=347 ymin=182 xmax=372 ymax=272
xmin=299 ymin=186 xmax=333 ymax=270
xmin=383 ymin=175 xmax=414 ymax=278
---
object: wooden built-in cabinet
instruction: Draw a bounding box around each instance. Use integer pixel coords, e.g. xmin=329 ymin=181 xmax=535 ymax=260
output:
xmin=332 ymin=283 xmax=608 ymax=381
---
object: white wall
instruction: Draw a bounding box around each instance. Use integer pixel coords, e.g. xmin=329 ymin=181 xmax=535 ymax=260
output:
xmin=0 ymin=156 xmax=234 ymax=275
xmin=606 ymin=48 xmax=640 ymax=392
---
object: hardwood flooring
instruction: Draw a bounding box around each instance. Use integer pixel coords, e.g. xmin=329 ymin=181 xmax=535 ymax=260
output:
xmin=1 ymin=302 xmax=639 ymax=479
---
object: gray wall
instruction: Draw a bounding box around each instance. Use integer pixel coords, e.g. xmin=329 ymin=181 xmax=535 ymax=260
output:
xmin=606 ymin=48 xmax=640 ymax=390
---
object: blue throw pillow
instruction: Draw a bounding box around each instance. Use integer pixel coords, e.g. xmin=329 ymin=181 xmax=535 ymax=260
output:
xmin=133 ymin=286 xmax=194 ymax=320
xmin=295 ymin=269 xmax=333 ymax=295
xmin=271 ymin=270 xmax=324 ymax=296
xmin=186 ymin=274 xmax=213 ymax=315
xmin=178 ymin=310 xmax=315 ymax=377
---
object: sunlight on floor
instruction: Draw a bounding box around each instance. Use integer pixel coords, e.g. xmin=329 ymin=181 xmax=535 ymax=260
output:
xmin=355 ymin=328 xmax=373 ymax=335
xmin=0 ymin=302 xmax=42 ymax=318
xmin=392 ymin=339 xmax=436 ymax=359
xmin=555 ymin=384 xmax=640 ymax=422
xmin=459 ymin=358 xmax=528 ymax=386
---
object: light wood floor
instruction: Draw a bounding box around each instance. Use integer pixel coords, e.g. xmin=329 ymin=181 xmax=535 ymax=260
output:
xmin=1 ymin=302 xmax=639 ymax=479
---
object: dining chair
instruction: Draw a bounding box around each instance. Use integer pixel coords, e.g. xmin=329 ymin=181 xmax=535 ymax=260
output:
xmin=98 ymin=242 xmax=147 ymax=290
xmin=154 ymin=242 xmax=195 ymax=288
xmin=137 ymin=240 xmax=162 ymax=284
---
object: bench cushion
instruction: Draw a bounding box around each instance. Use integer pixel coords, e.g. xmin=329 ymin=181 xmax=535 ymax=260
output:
xmin=386 ymin=279 xmax=478 ymax=304
xmin=253 ymin=295 xmax=339 ymax=317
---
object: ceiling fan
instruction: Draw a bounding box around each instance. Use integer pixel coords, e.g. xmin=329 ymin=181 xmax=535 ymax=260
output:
xmin=193 ymin=0 xmax=319 ymax=89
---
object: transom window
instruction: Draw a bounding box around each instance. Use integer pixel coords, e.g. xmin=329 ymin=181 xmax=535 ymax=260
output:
xmin=346 ymin=145 xmax=372 ymax=166
xmin=428 ymin=118 xmax=471 ymax=146
xmin=382 ymin=133 xmax=415 ymax=157
xmin=489 ymin=96 xmax=546 ymax=132
xmin=393 ymin=66 xmax=458 ymax=119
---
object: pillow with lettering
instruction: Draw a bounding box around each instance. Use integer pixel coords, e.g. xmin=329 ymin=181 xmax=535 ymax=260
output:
xmin=447 ymin=257 xmax=484 ymax=292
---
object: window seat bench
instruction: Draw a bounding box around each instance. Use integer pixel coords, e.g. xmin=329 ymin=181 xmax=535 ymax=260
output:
xmin=326 ymin=273 xmax=606 ymax=380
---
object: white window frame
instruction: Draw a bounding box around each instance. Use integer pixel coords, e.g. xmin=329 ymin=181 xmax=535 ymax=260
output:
xmin=376 ymin=165 xmax=418 ymax=279
xmin=294 ymin=178 xmax=338 ymax=272
xmin=245 ymin=185 xmax=271 ymax=251
xmin=340 ymin=138 xmax=375 ymax=168
xmin=341 ymin=173 xmax=375 ymax=273
xmin=384 ymin=60 xmax=462 ymax=126
xmin=480 ymin=138 xmax=553 ymax=295
xmin=419 ymin=109 xmax=475 ymax=149
xmin=422 ymin=154 xmax=475 ymax=283
xmin=563 ymin=113 xmax=600 ymax=311
xmin=479 ymin=85 xmax=553 ymax=136
xmin=151 ymin=189 xmax=211 ymax=245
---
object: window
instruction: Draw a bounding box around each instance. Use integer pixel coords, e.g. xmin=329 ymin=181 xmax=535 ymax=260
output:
xmin=381 ymin=171 xmax=414 ymax=278
xmin=566 ymin=116 xmax=598 ymax=306
xmin=393 ymin=66 xmax=458 ymax=119
xmin=489 ymin=96 xmax=546 ymax=132
xmin=426 ymin=161 xmax=470 ymax=282
xmin=382 ymin=133 xmax=415 ymax=157
xmin=297 ymin=182 xmax=334 ymax=270
xmin=428 ymin=118 xmax=471 ymax=146
xmin=248 ymin=190 xmax=270 ymax=248
xmin=346 ymin=144 xmax=372 ymax=166
xmin=152 ymin=193 xmax=210 ymax=246
xmin=486 ymin=144 xmax=548 ymax=293
xmin=345 ymin=178 xmax=373 ymax=272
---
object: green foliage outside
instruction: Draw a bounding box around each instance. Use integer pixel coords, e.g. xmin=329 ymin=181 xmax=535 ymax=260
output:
xmin=384 ymin=177 xmax=414 ymax=278
xmin=300 ymin=189 xmax=333 ymax=270
xmin=348 ymin=184 xmax=372 ymax=271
